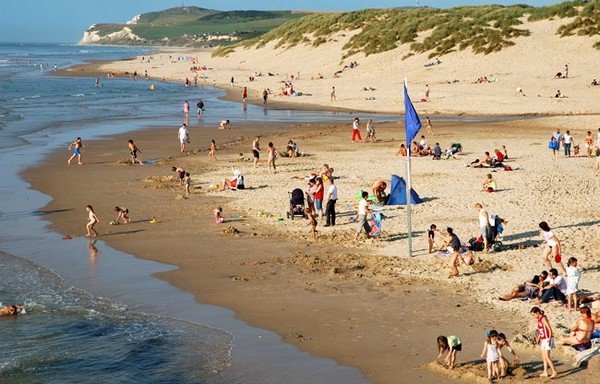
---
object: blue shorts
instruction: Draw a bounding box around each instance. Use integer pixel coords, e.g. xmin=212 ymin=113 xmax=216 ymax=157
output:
xmin=73 ymin=148 xmax=80 ymax=155
xmin=315 ymin=199 xmax=323 ymax=211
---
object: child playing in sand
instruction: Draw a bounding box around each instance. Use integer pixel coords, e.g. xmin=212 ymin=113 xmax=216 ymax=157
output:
xmin=565 ymin=257 xmax=581 ymax=311
xmin=128 ymin=139 xmax=142 ymax=164
xmin=305 ymin=207 xmax=318 ymax=240
xmin=172 ymin=166 xmax=185 ymax=186
xmin=497 ymin=333 xmax=520 ymax=378
xmin=68 ymin=137 xmax=84 ymax=165
xmin=85 ymin=205 xmax=99 ymax=237
xmin=209 ymin=139 xmax=217 ymax=161
xmin=114 ymin=206 xmax=130 ymax=224
xmin=184 ymin=172 xmax=191 ymax=195
xmin=481 ymin=330 xmax=502 ymax=382
xmin=481 ymin=174 xmax=497 ymax=192
xmin=214 ymin=207 xmax=224 ymax=224
xmin=437 ymin=335 xmax=461 ymax=369
xmin=428 ymin=224 xmax=437 ymax=253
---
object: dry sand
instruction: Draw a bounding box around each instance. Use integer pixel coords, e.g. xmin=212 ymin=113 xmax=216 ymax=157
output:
xmin=84 ymin=18 xmax=600 ymax=116
xmin=42 ymin=17 xmax=600 ymax=382
xmin=26 ymin=116 xmax=599 ymax=383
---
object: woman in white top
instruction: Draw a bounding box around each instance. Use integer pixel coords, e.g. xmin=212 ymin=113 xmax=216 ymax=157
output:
xmin=539 ymin=221 xmax=561 ymax=269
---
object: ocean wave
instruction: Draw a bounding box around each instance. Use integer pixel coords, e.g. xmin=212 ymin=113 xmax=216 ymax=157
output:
xmin=71 ymin=94 xmax=85 ymax=97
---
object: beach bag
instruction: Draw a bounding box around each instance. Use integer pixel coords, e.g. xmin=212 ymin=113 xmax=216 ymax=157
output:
xmin=468 ymin=237 xmax=484 ymax=251
xmin=548 ymin=140 xmax=558 ymax=150
xmin=236 ymin=174 xmax=245 ymax=190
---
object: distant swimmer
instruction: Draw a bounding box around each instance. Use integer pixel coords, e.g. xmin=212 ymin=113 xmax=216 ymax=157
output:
xmin=149 ymin=84 xmax=155 ymax=91
xmin=0 ymin=304 xmax=25 ymax=316
xmin=95 ymin=77 xmax=100 ymax=87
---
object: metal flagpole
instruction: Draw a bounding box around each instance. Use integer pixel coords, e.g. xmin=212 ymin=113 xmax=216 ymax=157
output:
xmin=406 ymin=141 xmax=413 ymax=257
xmin=404 ymin=77 xmax=413 ymax=257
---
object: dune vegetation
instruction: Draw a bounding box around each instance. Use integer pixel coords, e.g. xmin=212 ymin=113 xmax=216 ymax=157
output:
xmin=213 ymin=0 xmax=599 ymax=58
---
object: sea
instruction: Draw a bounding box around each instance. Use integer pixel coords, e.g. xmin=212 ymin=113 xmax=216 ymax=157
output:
xmin=0 ymin=43 xmax=375 ymax=384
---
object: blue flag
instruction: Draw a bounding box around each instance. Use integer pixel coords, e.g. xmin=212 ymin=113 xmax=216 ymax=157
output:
xmin=404 ymin=83 xmax=422 ymax=153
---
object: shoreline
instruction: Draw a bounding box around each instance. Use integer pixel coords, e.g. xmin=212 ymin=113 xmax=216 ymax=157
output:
xmin=57 ymin=56 xmax=600 ymax=119
xmin=24 ymin=114 xmax=600 ymax=382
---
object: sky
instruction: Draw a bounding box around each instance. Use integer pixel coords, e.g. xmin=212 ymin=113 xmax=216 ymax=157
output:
xmin=0 ymin=0 xmax=564 ymax=43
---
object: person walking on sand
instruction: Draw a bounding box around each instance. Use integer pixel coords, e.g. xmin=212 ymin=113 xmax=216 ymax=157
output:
xmin=365 ymin=119 xmax=376 ymax=142
xmin=252 ymin=136 xmax=260 ymax=168
xmin=530 ymin=307 xmax=558 ymax=379
xmin=85 ymin=205 xmax=99 ymax=237
xmin=354 ymin=191 xmax=372 ymax=241
xmin=475 ymin=203 xmax=490 ymax=252
xmin=425 ymin=116 xmax=433 ymax=135
xmin=351 ymin=117 xmax=363 ymax=142
xmin=128 ymin=139 xmax=142 ymax=164
xmin=584 ymin=130 xmax=594 ymax=157
xmin=262 ymin=89 xmax=268 ymax=104
xmin=330 ymin=86 xmax=336 ymax=101
xmin=178 ymin=123 xmax=189 ymax=153
xmin=208 ymin=139 xmax=217 ymax=161
xmin=324 ymin=178 xmax=338 ymax=227
xmin=266 ymin=142 xmax=278 ymax=173
xmin=68 ymin=137 xmax=84 ymax=165
xmin=184 ymin=172 xmax=191 ymax=195
xmin=242 ymin=87 xmax=248 ymax=102
xmin=539 ymin=221 xmax=562 ymax=269
xmin=425 ymin=84 xmax=430 ymax=101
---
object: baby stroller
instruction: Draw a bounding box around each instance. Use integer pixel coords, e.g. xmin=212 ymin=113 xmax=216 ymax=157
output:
xmin=468 ymin=214 xmax=504 ymax=252
xmin=287 ymin=188 xmax=306 ymax=220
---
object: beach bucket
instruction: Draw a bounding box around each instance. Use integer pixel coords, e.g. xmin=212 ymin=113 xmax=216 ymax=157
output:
xmin=215 ymin=184 xmax=220 ymax=190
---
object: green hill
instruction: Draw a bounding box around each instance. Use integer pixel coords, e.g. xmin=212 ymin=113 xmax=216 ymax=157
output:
xmin=79 ymin=6 xmax=309 ymax=47
xmin=214 ymin=0 xmax=599 ymax=59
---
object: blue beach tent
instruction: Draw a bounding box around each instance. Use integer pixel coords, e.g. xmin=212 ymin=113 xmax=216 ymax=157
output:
xmin=386 ymin=174 xmax=422 ymax=205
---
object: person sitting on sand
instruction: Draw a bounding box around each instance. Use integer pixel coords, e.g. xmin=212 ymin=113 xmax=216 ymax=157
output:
xmin=432 ymin=143 xmax=442 ymax=160
xmin=0 ymin=304 xmax=24 ymax=316
xmin=396 ymin=143 xmax=407 ymax=157
xmin=219 ymin=120 xmax=230 ymax=129
xmin=410 ymin=141 xmax=420 ymax=156
xmin=481 ymin=173 xmax=497 ymax=192
xmin=214 ymin=207 xmax=224 ymax=224
xmin=371 ymin=180 xmax=388 ymax=205
xmin=468 ymin=152 xmax=493 ymax=167
xmin=557 ymin=306 xmax=593 ymax=348
xmin=221 ymin=167 xmax=244 ymax=191
xmin=498 ymin=271 xmax=547 ymax=301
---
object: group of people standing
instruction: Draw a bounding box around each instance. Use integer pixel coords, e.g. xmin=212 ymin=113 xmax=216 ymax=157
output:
xmin=550 ymin=127 xmax=600 ymax=159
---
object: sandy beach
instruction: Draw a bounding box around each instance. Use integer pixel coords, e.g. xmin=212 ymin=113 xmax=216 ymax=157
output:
xmin=30 ymin=14 xmax=600 ymax=382
xmin=26 ymin=112 xmax=600 ymax=382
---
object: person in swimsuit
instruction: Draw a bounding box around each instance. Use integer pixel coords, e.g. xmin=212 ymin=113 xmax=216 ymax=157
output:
xmin=252 ymin=136 xmax=260 ymax=168
xmin=85 ymin=205 xmax=99 ymax=237
xmin=437 ymin=335 xmax=461 ymax=369
xmin=531 ymin=307 xmax=558 ymax=379
xmin=557 ymin=306 xmax=593 ymax=347
xmin=266 ymin=142 xmax=278 ymax=173
xmin=480 ymin=330 xmax=502 ymax=382
xmin=539 ymin=221 xmax=562 ymax=269
xmin=68 ymin=137 xmax=84 ymax=165
xmin=305 ymin=207 xmax=318 ymax=240
xmin=172 ymin=167 xmax=186 ymax=186
xmin=208 ymin=139 xmax=217 ymax=161
xmin=114 ymin=206 xmax=130 ymax=224
xmin=0 ymin=304 xmax=24 ymax=316
xmin=127 ymin=139 xmax=142 ymax=164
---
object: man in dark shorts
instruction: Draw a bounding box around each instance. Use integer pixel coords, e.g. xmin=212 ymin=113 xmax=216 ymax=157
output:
xmin=252 ymin=136 xmax=260 ymax=168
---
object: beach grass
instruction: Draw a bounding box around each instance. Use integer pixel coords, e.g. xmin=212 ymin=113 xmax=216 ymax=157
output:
xmin=214 ymin=1 xmax=599 ymax=60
